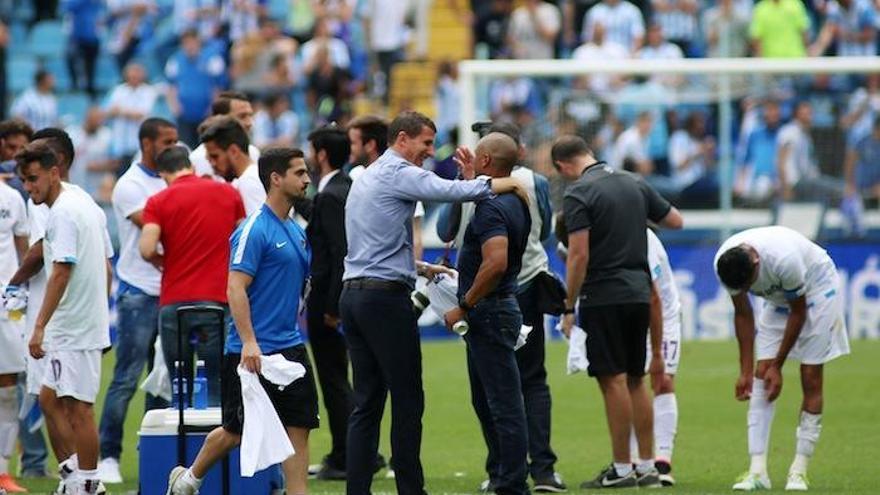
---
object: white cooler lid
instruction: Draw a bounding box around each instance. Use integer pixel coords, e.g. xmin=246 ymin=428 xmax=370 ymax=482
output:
xmin=139 ymin=408 xmax=223 ymax=436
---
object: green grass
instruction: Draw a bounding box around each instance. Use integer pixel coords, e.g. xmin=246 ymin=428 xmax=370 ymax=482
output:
xmin=14 ymin=340 xmax=879 ymax=494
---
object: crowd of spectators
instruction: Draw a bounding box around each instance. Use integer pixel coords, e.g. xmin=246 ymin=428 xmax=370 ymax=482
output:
xmin=1 ymin=0 xmax=879 ymax=230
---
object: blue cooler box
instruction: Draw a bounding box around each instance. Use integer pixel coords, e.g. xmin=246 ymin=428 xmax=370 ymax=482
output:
xmin=138 ymin=408 xmax=283 ymax=495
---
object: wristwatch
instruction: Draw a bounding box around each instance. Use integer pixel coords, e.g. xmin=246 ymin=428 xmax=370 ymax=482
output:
xmin=458 ymin=296 xmax=474 ymax=312
xmin=562 ymin=307 xmax=575 ymax=315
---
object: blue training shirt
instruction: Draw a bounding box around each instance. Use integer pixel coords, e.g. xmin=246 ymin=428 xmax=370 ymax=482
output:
xmin=226 ymin=204 xmax=310 ymax=354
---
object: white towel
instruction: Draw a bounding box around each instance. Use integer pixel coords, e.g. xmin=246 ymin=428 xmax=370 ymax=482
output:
xmin=565 ymin=325 xmax=588 ymax=375
xmin=426 ymin=271 xmax=460 ymax=320
xmin=140 ymin=336 xmax=172 ymax=401
xmin=427 ymin=270 xmax=533 ymax=348
xmin=237 ymin=355 xmax=306 ymax=477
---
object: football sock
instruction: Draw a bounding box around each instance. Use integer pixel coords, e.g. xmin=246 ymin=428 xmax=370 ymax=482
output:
xmin=628 ymin=429 xmax=639 ymax=463
xmin=613 ymin=462 xmax=633 ymax=477
xmin=654 ymin=392 xmax=678 ymax=462
xmin=636 ymin=459 xmax=654 ymax=475
xmin=790 ymin=411 xmax=822 ymax=474
xmin=0 ymin=386 xmax=18 ymax=474
xmin=747 ymin=379 xmax=775 ymax=475
xmin=79 ymin=469 xmax=98 ymax=494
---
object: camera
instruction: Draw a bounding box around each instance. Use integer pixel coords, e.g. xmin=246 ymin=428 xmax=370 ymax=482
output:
xmin=470 ymin=121 xmax=493 ymax=138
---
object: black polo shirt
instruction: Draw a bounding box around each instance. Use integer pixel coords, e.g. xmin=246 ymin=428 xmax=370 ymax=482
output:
xmin=563 ymin=163 xmax=671 ymax=308
xmin=457 ymin=193 xmax=531 ymax=299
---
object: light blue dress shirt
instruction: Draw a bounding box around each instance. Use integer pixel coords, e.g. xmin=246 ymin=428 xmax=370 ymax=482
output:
xmin=344 ymin=148 xmax=494 ymax=286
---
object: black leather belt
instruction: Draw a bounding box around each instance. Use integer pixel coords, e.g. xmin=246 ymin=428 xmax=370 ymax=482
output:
xmin=343 ymin=278 xmax=410 ymax=292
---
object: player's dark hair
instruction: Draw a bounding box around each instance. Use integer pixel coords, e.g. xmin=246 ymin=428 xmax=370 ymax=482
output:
xmin=259 ymin=147 xmax=305 ymax=192
xmin=716 ymin=246 xmax=755 ymax=291
xmin=138 ymin=118 xmax=177 ymax=145
xmin=551 ymin=135 xmax=593 ymax=167
xmin=31 ymin=128 xmax=74 ymax=168
xmin=348 ymin=115 xmax=388 ymax=154
xmin=156 ymin=145 xmax=192 ymax=173
xmin=200 ymin=116 xmax=250 ymax=153
xmin=388 ymin=111 xmax=436 ymax=144
xmin=15 ymin=142 xmax=58 ymax=172
xmin=34 ymin=69 xmax=52 ymax=86
xmin=308 ymin=126 xmax=350 ymax=170
xmin=0 ymin=119 xmax=34 ymax=140
xmin=211 ymin=91 xmax=250 ymax=116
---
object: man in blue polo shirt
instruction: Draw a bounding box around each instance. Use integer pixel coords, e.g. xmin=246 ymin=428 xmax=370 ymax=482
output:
xmin=165 ymin=147 xmax=320 ymax=495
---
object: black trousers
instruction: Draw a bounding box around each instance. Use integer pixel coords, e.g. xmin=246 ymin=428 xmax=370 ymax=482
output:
xmin=66 ymin=38 xmax=99 ymax=99
xmin=340 ymin=285 xmax=426 ymax=495
xmin=307 ymin=295 xmax=353 ymax=469
xmin=477 ymin=281 xmax=558 ymax=483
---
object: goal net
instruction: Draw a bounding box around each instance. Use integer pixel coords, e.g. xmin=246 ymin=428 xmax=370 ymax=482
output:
xmin=456 ymin=57 xmax=880 ymax=241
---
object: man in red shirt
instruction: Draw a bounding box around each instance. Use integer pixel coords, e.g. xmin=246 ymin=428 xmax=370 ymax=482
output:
xmin=139 ymin=145 xmax=245 ymax=406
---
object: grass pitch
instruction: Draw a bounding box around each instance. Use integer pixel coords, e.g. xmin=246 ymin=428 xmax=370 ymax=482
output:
xmin=15 ymin=340 xmax=878 ymax=494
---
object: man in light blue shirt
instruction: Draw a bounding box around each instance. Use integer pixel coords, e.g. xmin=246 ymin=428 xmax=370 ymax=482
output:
xmin=340 ymin=111 xmax=527 ymax=495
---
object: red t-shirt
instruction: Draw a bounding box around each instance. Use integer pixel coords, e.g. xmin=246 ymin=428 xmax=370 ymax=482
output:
xmin=143 ymin=174 xmax=246 ymax=305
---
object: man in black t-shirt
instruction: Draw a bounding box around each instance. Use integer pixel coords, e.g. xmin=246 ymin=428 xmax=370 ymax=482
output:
xmin=444 ymin=133 xmax=531 ymax=495
xmin=552 ymin=135 xmax=682 ymax=489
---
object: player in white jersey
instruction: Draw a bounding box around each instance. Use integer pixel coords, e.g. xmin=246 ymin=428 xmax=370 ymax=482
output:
xmin=0 ymin=180 xmax=29 ymax=492
xmin=17 ymin=142 xmax=113 ymax=495
xmin=641 ymin=229 xmax=681 ymax=486
xmin=714 ymin=226 xmax=850 ymax=492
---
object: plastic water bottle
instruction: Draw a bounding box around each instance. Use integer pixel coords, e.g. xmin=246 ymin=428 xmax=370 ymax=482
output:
xmin=193 ymin=360 xmax=208 ymax=410
xmin=171 ymin=362 xmax=189 ymax=409
xmin=452 ymin=320 xmax=469 ymax=336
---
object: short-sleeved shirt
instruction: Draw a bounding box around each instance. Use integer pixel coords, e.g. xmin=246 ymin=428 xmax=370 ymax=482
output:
xmin=563 ymin=163 xmax=671 ymax=307
xmin=43 ymin=188 xmax=114 ymax=351
xmin=509 ymin=3 xmax=561 ymax=59
xmin=0 ymin=181 xmax=28 ymax=282
xmin=714 ymin=226 xmax=833 ymax=307
xmin=583 ymin=1 xmax=645 ymax=52
xmin=164 ymin=49 xmax=226 ymax=122
xmin=112 ymin=163 xmax=166 ymax=295
xmin=647 ymin=229 xmax=681 ymax=323
xmin=457 ymin=193 xmax=531 ymax=299
xmin=826 ymin=0 xmax=877 ymax=57
xmin=227 ymin=204 xmax=310 ymax=354
xmin=142 ymin=174 xmax=245 ymax=305
xmin=231 ymin=163 xmax=267 ymax=216
xmin=749 ymin=0 xmax=810 ymax=58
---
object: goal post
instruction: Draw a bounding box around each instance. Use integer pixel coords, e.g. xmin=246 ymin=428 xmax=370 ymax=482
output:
xmin=457 ymin=56 xmax=880 ymax=236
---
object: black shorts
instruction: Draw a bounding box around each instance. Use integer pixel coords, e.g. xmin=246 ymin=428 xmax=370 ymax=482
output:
xmin=579 ymin=303 xmax=650 ymax=378
xmin=221 ymin=345 xmax=320 ymax=435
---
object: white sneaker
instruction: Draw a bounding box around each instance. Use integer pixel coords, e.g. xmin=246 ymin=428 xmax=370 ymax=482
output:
xmin=166 ymin=466 xmax=198 ymax=495
xmin=97 ymin=458 xmax=123 ymax=484
xmin=732 ymin=472 xmax=772 ymax=491
xmin=785 ymin=472 xmax=809 ymax=491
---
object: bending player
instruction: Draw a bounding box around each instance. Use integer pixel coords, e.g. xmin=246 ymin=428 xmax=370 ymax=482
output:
xmin=714 ymin=226 xmax=850 ymax=491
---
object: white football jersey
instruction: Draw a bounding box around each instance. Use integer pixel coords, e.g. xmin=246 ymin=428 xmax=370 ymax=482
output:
xmin=43 ymin=187 xmax=113 ymax=351
xmin=647 ymin=229 xmax=681 ymax=323
xmin=714 ymin=226 xmax=832 ymax=307
xmin=0 ymin=182 xmax=28 ymax=283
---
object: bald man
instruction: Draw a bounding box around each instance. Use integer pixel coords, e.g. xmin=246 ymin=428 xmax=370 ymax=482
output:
xmin=444 ymin=133 xmax=532 ymax=495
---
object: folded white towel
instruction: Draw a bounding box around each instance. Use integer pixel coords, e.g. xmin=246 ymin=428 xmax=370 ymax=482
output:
xmin=565 ymin=325 xmax=588 ymax=375
xmin=237 ymin=355 xmax=306 ymax=477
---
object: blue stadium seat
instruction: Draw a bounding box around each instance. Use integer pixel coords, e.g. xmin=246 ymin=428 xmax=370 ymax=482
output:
xmin=7 ymin=55 xmax=37 ymax=93
xmin=45 ymin=56 xmax=72 ymax=92
xmin=27 ymin=20 xmax=65 ymax=59
xmin=95 ymin=54 xmax=120 ymax=91
xmin=57 ymin=92 xmax=91 ymax=123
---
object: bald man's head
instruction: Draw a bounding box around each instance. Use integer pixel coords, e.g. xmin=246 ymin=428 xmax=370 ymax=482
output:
xmin=475 ymin=132 xmax=519 ymax=177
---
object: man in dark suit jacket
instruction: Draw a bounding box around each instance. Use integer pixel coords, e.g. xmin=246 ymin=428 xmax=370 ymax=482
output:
xmin=304 ymin=126 xmax=353 ymax=479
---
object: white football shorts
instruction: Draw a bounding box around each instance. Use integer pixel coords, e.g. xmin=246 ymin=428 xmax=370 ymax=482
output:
xmin=0 ymin=318 xmax=26 ymax=375
xmin=41 ymin=349 xmax=102 ymax=403
xmin=645 ymin=315 xmax=682 ymax=375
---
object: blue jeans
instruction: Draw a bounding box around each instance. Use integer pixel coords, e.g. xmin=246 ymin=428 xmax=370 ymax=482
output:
xmin=99 ymin=293 xmax=168 ymax=460
xmin=159 ymin=302 xmax=225 ymax=408
xmin=464 ymin=296 xmax=530 ymax=495
xmin=17 ymin=375 xmax=47 ymax=474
